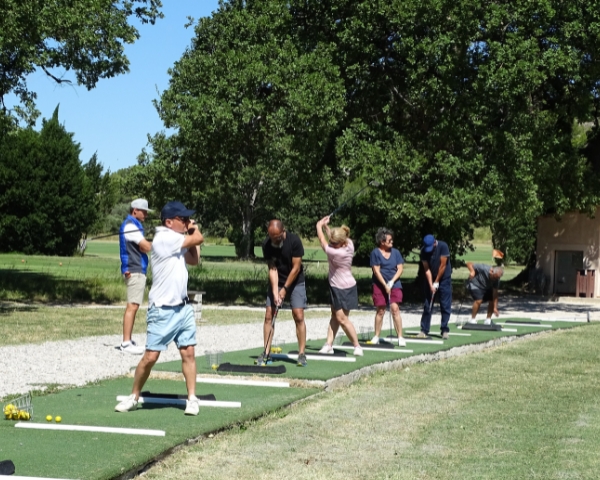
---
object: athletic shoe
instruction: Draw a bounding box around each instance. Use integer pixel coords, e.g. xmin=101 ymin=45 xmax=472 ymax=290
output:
xmin=184 ymin=396 xmax=200 ymax=416
xmin=398 ymin=337 xmax=406 ymax=347
xmin=318 ymin=344 xmax=334 ymax=354
xmin=115 ymin=394 xmax=138 ymax=413
xmin=255 ymin=353 xmax=273 ymax=366
xmin=369 ymin=336 xmax=379 ymax=345
xmin=483 ymin=318 xmax=492 ymax=325
xmin=416 ymin=331 xmax=428 ymax=339
xmin=119 ymin=342 xmax=144 ymax=355
xmin=467 ymin=318 xmax=478 ymax=324
xmin=353 ymin=346 xmax=364 ymax=356
xmin=297 ymin=353 xmax=307 ymax=367
xmin=442 ymin=332 xmax=449 ymax=339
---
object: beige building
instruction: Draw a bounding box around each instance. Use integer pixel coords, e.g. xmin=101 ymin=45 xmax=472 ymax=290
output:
xmin=537 ymin=209 xmax=600 ymax=297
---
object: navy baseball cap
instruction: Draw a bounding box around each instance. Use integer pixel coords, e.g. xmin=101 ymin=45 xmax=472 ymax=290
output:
xmin=422 ymin=234 xmax=435 ymax=252
xmin=161 ymin=201 xmax=195 ymax=221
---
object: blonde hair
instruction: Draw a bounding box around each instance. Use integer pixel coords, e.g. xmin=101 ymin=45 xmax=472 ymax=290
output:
xmin=330 ymin=225 xmax=350 ymax=245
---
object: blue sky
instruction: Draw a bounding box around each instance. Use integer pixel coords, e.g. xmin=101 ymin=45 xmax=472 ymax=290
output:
xmin=7 ymin=1 xmax=220 ymax=174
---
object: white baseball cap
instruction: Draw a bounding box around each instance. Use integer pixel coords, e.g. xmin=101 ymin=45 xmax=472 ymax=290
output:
xmin=131 ymin=198 xmax=153 ymax=212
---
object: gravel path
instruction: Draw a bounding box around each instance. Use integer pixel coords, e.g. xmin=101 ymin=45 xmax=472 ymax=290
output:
xmin=1 ymin=298 xmax=596 ymax=399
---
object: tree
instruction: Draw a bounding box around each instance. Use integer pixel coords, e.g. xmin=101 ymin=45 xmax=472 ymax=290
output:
xmin=290 ymin=0 xmax=600 ymax=263
xmin=144 ymin=0 xmax=345 ymax=257
xmin=0 ymin=107 xmax=99 ymax=255
xmin=0 ymin=0 xmax=163 ymax=124
xmin=83 ymin=153 xmax=119 ymax=236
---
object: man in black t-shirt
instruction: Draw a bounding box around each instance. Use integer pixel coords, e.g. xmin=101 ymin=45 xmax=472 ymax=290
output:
xmin=258 ymin=219 xmax=308 ymax=367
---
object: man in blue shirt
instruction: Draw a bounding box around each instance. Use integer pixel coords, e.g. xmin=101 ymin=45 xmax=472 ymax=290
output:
xmin=419 ymin=234 xmax=452 ymax=339
xmin=118 ymin=199 xmax=153 ymax=354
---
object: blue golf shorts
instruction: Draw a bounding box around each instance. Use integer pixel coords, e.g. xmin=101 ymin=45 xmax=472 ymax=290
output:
xmin=146 ymin=304 xmax=196 ymax=351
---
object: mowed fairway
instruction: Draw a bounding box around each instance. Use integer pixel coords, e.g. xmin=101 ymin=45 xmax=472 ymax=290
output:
xmin=142 ymin=324 xmax=600 ymax=480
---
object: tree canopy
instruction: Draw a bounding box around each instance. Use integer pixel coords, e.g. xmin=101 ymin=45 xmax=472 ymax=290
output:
xmin=142 ymin=0 xmax=345 ymax=257
xmin=0 ymin=0 xmax=163 ymax=124
xmin=142 ymin=0 xmax=600 ymax=262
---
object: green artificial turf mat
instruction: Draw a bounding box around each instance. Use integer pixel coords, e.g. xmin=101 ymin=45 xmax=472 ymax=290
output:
xmin=0 ymin=377 xmax=319 ymax=479
xmin=154 ymin=318 xmax=582 ymax=381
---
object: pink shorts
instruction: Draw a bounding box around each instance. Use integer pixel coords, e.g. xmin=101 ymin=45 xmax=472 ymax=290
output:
xmin=372 ymin=283 xmax=403 ymax=307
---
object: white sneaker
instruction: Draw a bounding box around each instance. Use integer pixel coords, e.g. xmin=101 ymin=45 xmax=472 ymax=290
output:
xmin=119 ymin=341 xmax=144 ymax=355
xmin=398 ymin=337 xmax=406 ymax=347
xmin=369 ymin=336 xmax=379 ymax=345
xmin=115 ymin=394 xmax=138 ymax=412
xmin=467 ymin=318 xmax=478 ymax=324
xmin=184 ymin=396 xmax=200 ymax=416
xmin=318 ymin=344 xmax=334 ymax=354
xmin=484 ymin=318 xmax=492 ymax=325
xmin=353 ymin=346 xmax=364 ymax=356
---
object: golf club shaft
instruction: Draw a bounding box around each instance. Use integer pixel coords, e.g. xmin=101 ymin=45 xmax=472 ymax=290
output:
xmin=388 ymin=293 xmax=393 ymax=336
xmin=428 ymin=290 xmax=436 ymax=312
xmin=329 ymin=182 xmax=377 ymax=217
xmin=263 ymin=304 xmax=279 ymax=356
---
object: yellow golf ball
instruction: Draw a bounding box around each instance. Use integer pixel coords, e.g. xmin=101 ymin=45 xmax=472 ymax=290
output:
xmin=211 ymin=364 xmax=218 ymax=370
xmin=46 ymin=415 xmax=53 ymax=422
xmin=55 ymin=416 xmax=62 ymax=423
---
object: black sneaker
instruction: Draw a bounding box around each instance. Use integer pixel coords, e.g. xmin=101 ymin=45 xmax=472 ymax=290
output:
xmin=297 ymin=353 xmax=307 ymax=367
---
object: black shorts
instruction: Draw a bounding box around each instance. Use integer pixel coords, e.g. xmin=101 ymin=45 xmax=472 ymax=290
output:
xmin=330 ymin=285 xmax=358 ymax=311
xmin=469 ymin=286 xmax=493 ymax=302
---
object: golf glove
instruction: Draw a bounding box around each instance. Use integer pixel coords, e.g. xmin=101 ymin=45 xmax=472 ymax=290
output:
xmin=386 ymin=280 xmax=394 ymax=288
xmin=433 ymin=282 xmax=439 ymax=290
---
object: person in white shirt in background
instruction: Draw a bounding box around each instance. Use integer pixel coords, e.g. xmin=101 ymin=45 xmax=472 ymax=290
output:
xmin=118 ymin=198 xmax=153 ymax=354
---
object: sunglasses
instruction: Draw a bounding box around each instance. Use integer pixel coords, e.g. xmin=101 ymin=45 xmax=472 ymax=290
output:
xmin=174 ymin=216 xmax=190 ymax=223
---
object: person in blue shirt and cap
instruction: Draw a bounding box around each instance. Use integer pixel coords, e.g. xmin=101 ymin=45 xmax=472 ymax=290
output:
xmin=419 ymin=234 xmax=452 ymax=339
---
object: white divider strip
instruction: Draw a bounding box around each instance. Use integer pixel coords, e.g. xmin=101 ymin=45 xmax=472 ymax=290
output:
xmin=385 ymin=336 xmax=444 ymax=345
xmin=500 ymin=327 xmax=518 ymax=332
xmin=15 ymin=422 xmax=165 ymax=437
xmin=271 ymin=353 xmax=356 ymax=363
xmin=496 ymin=323 xmax=552 ymax=328
xmin=116 ymin=395 xmax=241 ymax=408
xmin=196 ymin=377 xmax=289 ymax=388
xmin=405 ymin=330 xmax=471 ymax=337
xmin=531 ymin=317 xmax=586 ymax=323
xmin=334 ymin=345 xmax=414 ymax=353
xmin=11 ymin=476 xmax=79 ymax=480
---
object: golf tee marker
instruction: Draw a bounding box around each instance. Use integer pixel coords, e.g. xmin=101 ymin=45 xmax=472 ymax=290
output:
xmin=15 ymin=422 xmax=165 ymax=437
xmin=117 ymin=395 xmax=242 ymax=408
xmin=196 ymin=377 xmax=290 ymax=388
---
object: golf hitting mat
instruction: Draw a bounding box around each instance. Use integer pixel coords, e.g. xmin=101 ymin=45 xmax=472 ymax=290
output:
xmin=461 ymin=322 xmax=502 ymax=331
xmin=217 ymin=362 xmax=287 ymax=374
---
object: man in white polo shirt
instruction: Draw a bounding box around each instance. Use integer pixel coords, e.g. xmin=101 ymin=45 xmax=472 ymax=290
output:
xmin=115 ymin=201 xmax=204 ymax=416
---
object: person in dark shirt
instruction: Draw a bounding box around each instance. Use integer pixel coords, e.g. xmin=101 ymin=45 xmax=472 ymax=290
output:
xmin=465 ymin=262 xmax=504 ymax=325
xmin=258 ymin=219 xmax=308 ymax=367
xmin=419 ymin=234 xmax=452 ymax=339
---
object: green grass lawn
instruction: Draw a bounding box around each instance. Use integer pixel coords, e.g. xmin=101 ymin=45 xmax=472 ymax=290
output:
xmin=143 ymin=323 xmax=600 ymax=480
xmin=0 ymin=241 xmax=520 ymax=305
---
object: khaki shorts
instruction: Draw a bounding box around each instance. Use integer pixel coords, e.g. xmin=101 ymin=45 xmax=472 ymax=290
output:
xmin=124 ymin=273 xmax=146 ymax=305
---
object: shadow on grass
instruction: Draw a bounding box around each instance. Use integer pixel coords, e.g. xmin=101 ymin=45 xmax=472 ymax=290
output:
xmin=0 ymin=269 xmax=117 ymax=303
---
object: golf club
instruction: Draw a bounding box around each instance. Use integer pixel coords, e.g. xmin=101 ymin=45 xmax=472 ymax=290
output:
xmin=329 ymin=180 xmax=381 ymax=217
xmin=428 ymin=289 xmax=436 ymax=313
xmin=262 ymin=303 xmax=280 ymax=360
xmin=387 ymin=293 xmax=396 ymax=340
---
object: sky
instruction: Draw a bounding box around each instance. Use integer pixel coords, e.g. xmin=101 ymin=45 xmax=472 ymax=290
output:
xmin=6 ymin=1 xmax=220 ymax=174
